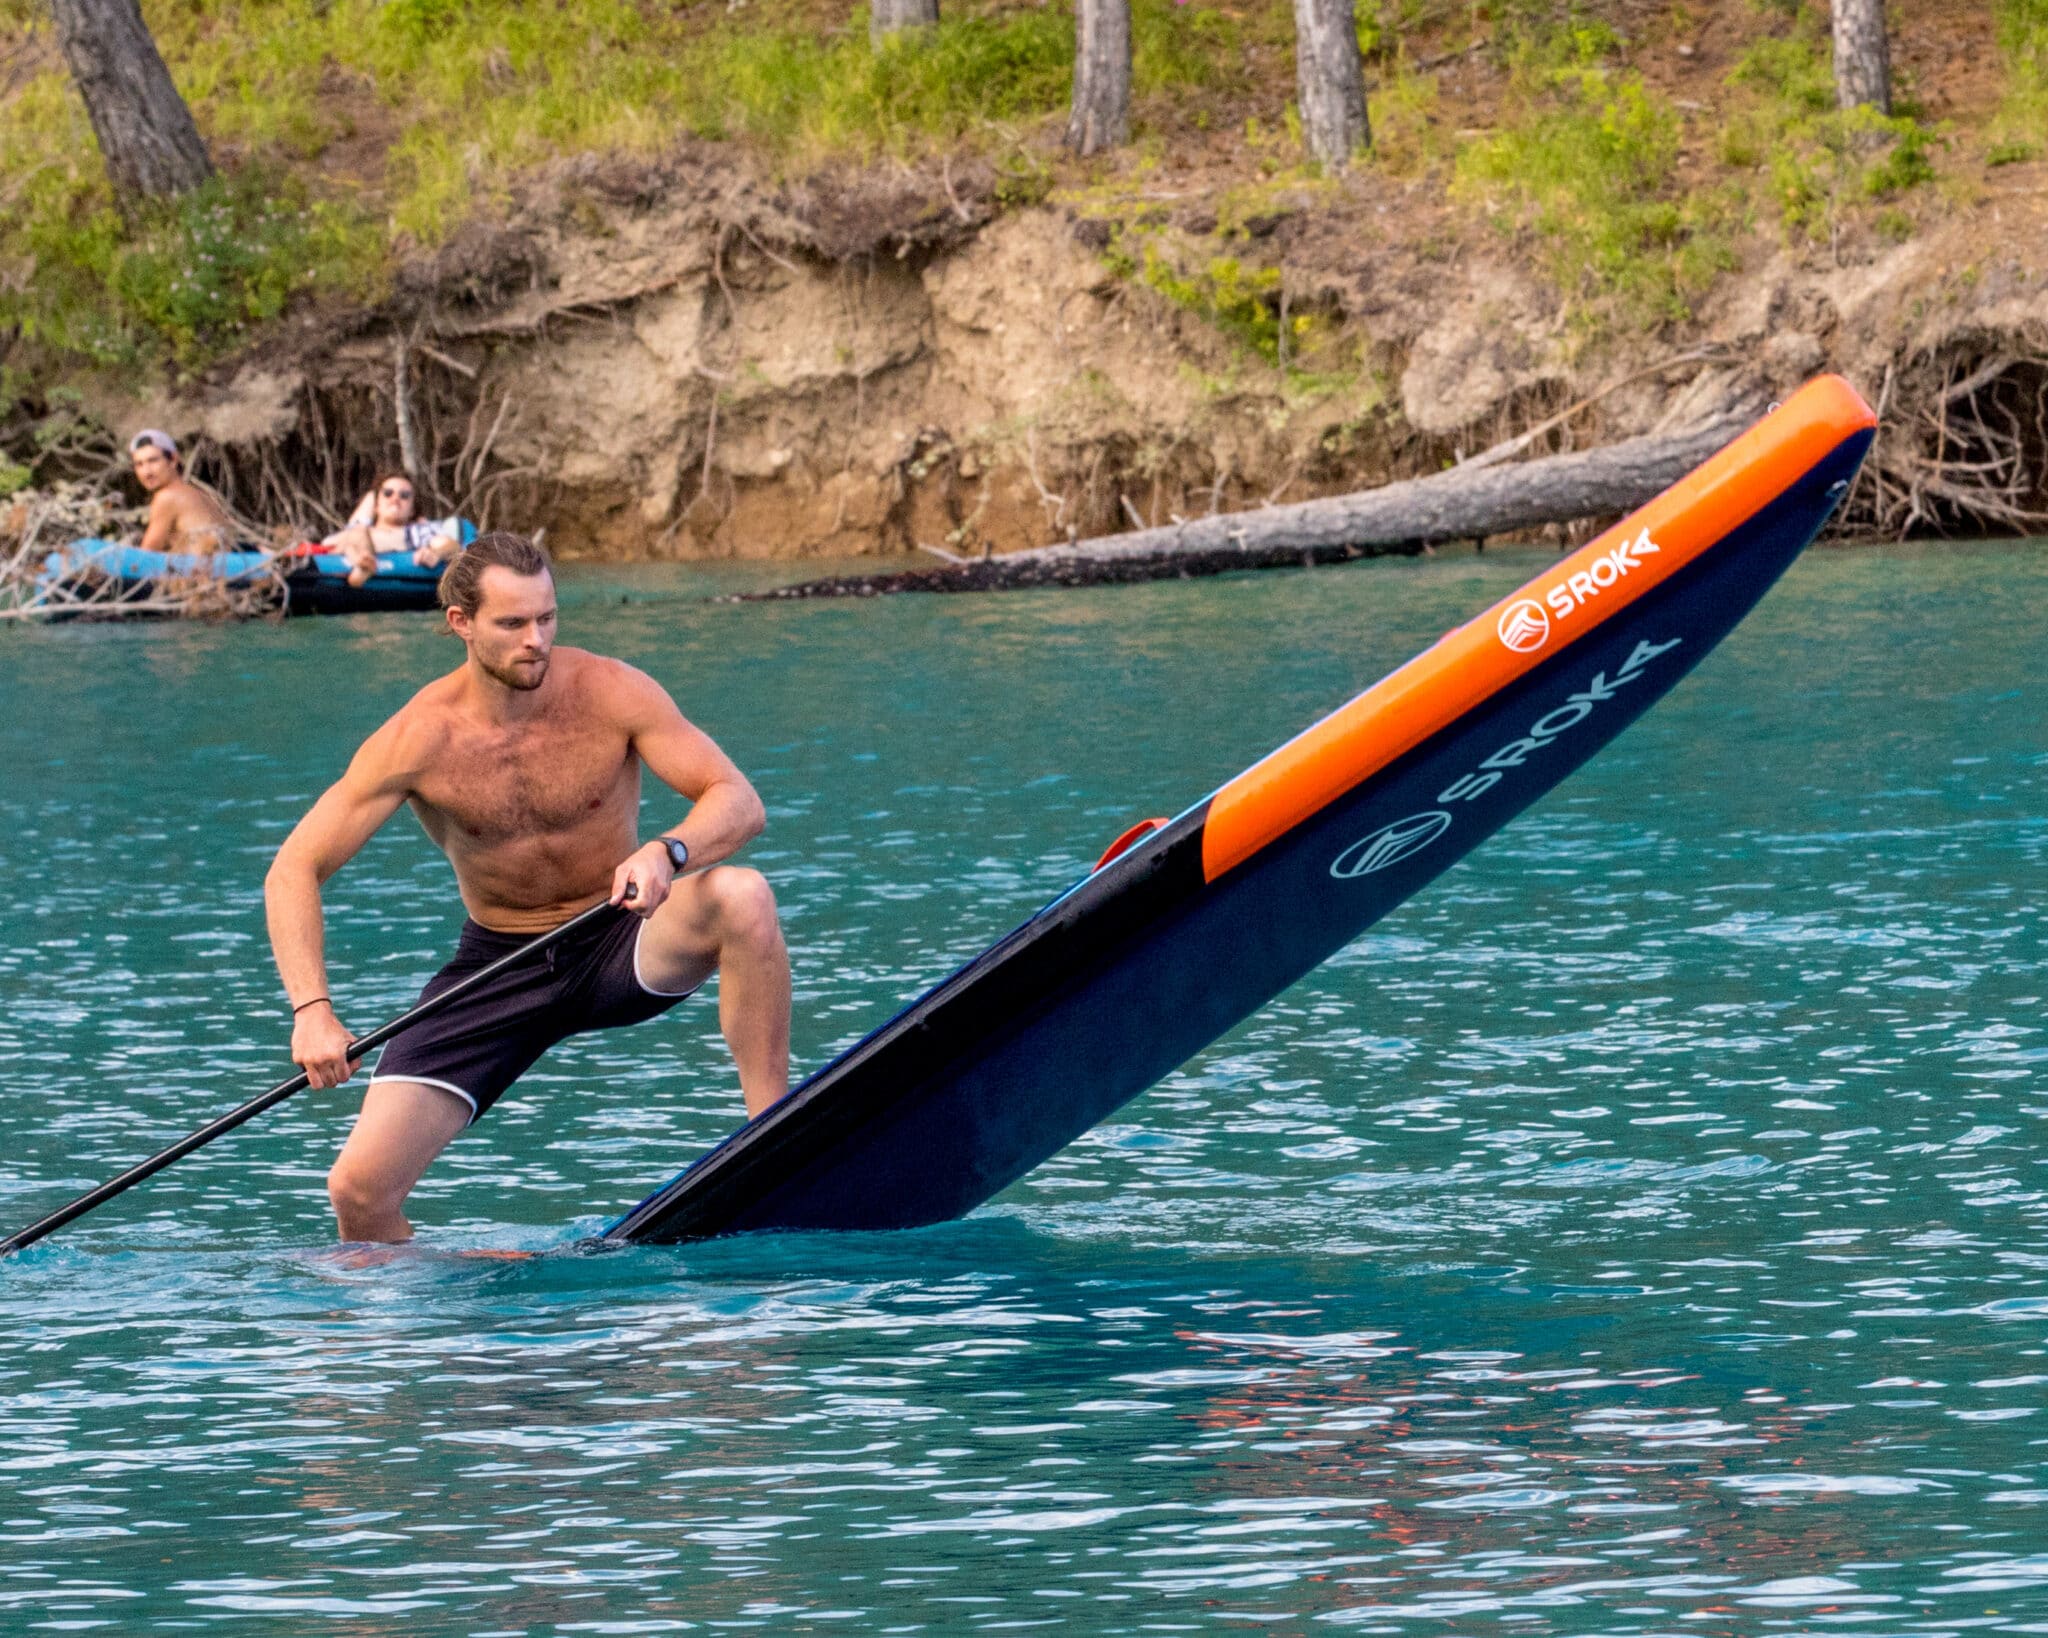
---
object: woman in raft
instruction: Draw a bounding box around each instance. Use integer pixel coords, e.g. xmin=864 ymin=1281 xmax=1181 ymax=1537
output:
xmin=321 ymin=471 xmax=463 ymax=588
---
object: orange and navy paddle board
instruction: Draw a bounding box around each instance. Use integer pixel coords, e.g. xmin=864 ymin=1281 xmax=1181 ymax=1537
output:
xmin=608 ymin=376 xmax=1876 ymax=1244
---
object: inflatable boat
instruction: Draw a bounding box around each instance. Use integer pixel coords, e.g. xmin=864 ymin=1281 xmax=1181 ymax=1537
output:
xmin=38 ymin=526 xmax=474 ymax=617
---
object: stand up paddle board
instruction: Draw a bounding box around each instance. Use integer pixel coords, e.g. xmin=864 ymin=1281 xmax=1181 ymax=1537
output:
xmin=606 ymin=375 xmax=1876 ymax=1245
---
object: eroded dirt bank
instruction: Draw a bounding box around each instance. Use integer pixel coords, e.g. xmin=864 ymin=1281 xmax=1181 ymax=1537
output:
xmin=106 ymin=147 xmax=2048 ymax=562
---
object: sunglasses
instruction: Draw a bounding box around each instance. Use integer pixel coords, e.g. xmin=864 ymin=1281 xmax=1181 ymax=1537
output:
xmin=380 ymin=486 xmax=415 ymax=500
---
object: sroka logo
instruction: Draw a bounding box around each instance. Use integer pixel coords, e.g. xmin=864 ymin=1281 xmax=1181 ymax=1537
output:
xmin=1329 ymin=810 xmax=1453 ymax=878
xmin=1328 ymin=634 xmax=1688 ymax=883
xmin=1542 ymin=527 xmax=1661 ymax=623
xmin=1496 ymin=528 xmax=1664 ymax=653
xmin=1497 ymin=600 xmax=1550 ymax=653
xmin=1436 ymin=636 xmax=1684 ymax=805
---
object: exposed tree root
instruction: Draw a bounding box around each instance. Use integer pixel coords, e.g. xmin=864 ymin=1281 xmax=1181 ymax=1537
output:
xmin=1852 ymin=349 xmax=2048 ymax=537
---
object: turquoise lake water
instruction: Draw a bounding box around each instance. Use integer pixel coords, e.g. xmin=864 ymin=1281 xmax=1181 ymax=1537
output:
xmin=0 ymin=541 xmax=2043 ymax=1634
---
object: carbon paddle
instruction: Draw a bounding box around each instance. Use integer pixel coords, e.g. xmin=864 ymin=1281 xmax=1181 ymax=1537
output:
xmin=0 ymin=890 xmax=634 ymax=1257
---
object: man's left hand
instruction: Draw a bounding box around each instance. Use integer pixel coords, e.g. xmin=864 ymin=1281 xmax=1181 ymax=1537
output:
xmin=610 ymin=841 xmax=675 ymax=916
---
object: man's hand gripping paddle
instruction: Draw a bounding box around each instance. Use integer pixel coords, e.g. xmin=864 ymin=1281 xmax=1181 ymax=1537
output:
xmin=0 ymin=890 xmax=634 ymax=1257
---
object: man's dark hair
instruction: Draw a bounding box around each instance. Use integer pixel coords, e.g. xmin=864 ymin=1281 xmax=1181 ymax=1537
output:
xmin=439 ymin=530 xmax=551 ymax=619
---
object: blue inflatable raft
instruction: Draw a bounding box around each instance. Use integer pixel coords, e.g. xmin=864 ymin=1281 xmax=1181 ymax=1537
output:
xmin=38 ymin=526 xmax=475 ymax=617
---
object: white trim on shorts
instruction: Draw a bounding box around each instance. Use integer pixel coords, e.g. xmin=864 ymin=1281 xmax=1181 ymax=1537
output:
xmin=365 ymin=1072 xmax=481 ymax=1127
xmin=632 ymin=917 xmax=703 ymax=999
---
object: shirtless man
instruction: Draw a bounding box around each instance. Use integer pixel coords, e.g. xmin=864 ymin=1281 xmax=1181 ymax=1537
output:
xmin=264 ymin=531 xmax=790 ymax=1244
xmin=129 ymin=430 xmax=235 ymax=554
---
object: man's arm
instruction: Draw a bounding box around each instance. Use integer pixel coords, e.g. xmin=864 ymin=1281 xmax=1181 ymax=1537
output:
xmin=605 ymin=662 xmax=766 ymax=914
xmin=137 ymin=490 xmax=175 ymax=553
xmin=264 ymin=719 xmax=419 ymax=1087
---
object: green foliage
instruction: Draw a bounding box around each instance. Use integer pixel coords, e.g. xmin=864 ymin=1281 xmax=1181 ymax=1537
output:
xmin=111 ymin=175 xmax=376 ymax=364
xmin=1480 ymin=1 xmax=1625 ymax=66
xmin=0 ymin=0 xmax=1286 ymax=394
xmin=1988 ymin=0 xmax=2048 ymax=160
xmin=1452 ymin=50 xmax=1736 ymax=327
xmin=1096 ymin=222 xmax=1342 ymax=376
xmin=0 ymin=147 xmax=380 ymax=370
xmin=1369 ymin=58 xmax=1450 ymax=176
xmin=1726 ymin=31 xmax=1835 ymax=114
xmin=688 ymin=8 xmax=1074 ymax=162
xmin=1135 ymin=0 xmax=1270 ymax=95
xmin=1140 ymin=243 xmax=1288 ymax=361
xmin=1722 ymin=24 xmax=1941 ymax=243
xmin=1998 ymin=0 xmax=2048 ymax=75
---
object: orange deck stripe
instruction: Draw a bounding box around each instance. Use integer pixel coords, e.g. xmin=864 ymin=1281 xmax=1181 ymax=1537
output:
xmin=1201 ymin=374 xmax=1877 ymax=883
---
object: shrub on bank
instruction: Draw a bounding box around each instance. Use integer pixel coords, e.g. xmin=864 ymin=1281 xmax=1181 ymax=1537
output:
xmin=1989 ymin=0 xmax=2048 ymax=161
xmin=1451 ymin=36 xmax=1738 ymax=329
xmin=1722 ymin=23 xmax=1940 ymax=243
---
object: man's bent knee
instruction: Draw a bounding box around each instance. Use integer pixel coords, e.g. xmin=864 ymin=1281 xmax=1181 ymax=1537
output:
xmin=706 ymin=866 xmax=780 ymax=946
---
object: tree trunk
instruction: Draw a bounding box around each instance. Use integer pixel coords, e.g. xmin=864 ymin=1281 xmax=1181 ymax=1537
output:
xmin=1831 ymin=0 xmax=1892 ymax=113
xmin=744 ymin=414 xmax=1756 ymax=598
xmin=1293 ymin=0 xmax=1370 ymax=168
xmin=870 ymin=0 xmax=939 ymax=46
xmin=46 ymin=0 xmax=213 ymax=206
xmin=1066 ymin=0 xmax=1131 ymax=155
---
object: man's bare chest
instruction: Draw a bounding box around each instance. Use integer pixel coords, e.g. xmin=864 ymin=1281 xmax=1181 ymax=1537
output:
xmin=413 ymin=724 xmax=636 ymax=844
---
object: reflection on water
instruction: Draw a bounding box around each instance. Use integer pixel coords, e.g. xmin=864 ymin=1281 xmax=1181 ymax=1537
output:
xmin=0 ymin=542 xmax=2044 ymax=1632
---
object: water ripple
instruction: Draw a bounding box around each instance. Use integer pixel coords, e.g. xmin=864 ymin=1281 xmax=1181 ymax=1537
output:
xmin=1 ymin=544 xmax=2044 ymax=1631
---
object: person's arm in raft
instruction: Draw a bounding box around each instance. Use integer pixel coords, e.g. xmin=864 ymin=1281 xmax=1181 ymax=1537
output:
xmin=136 ymin=487 xmax=177 ymax=553
xmin=606 ymin=662 xmax=766 ymax=915
xmin=265 ymin=717 xmax=418 ymax=1087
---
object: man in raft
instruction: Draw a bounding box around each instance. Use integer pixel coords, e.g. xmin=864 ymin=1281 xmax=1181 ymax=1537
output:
xmin=129 ymin=429 xmax=236 ymax=553
xmin=264 ymin=531 xmax=790 ymax=1244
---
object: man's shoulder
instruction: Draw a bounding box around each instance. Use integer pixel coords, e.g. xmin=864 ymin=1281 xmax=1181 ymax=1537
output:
xmin=373 ymin=673 xmax=462 ymax=755
xmin=162 ymin=479 xmax=229 ymax=521
xmin=560 ymin=648 xmax=666 ymax=705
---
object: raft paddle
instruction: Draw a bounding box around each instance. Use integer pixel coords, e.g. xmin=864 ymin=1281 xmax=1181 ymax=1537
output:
xmin=0 ymin=889 xmax=635 ymax=1257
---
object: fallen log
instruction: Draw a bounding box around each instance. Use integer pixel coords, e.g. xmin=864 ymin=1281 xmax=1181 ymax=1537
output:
xmin=738 ymin=409 xmax=1756 ymax=600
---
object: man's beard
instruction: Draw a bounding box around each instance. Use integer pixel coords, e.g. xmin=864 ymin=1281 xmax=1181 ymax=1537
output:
xmin=479 ymin=652 xmax=549 ymax=691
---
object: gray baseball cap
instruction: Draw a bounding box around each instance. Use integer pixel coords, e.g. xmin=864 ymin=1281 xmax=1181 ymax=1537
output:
xmin=128 ymin=428 xmax=178 ymax=459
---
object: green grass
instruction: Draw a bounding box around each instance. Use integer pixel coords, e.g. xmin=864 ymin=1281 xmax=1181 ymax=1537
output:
xmin=681 ymin=8 xmax=1073 ymax=164
xmin=1721 ymin=21 xmax=1941 ymax=242
xmin=1988 ymin=0 xmax=2048 ymax=161
xmin=0 ymin=0 xmax=1280 ymax=388
xmin=0 ymin=75 xmax=382 ymax=370
xmin=1451 ymin=35 xmax=1737 ymax=328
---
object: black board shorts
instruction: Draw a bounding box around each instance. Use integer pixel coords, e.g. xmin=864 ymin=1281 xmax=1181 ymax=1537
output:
xmin=369 ymin=906 xmax=698 ymax=1123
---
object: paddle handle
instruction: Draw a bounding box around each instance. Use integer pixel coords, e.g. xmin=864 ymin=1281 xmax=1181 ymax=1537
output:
xmin=0 ymin=892 xmax=632 ymax=1257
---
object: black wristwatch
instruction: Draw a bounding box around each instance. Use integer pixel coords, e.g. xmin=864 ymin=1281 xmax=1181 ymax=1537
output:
xmin=658 ymin=835 xmax=689 ymax=874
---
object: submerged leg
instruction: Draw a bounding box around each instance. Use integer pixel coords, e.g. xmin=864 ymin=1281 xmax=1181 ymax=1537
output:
xmin=326 ymin=1080 xmax=472 ymax=1242
xmin=637 ymin=866 xmax=791 ymax=1118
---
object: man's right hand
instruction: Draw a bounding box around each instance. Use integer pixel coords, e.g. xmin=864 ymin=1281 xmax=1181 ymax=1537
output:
xmin=291 ymin=1002 xmax=358 ymax=1089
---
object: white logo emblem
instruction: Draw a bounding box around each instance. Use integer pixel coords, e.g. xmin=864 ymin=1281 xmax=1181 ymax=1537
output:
xmin=1330 ymin=810 xmax=1453 ymax=878
xmin=1497 ymin=600 xmax=1550 ymax=653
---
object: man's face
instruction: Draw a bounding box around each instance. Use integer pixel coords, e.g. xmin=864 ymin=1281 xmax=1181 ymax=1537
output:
xmin=452 ymin=566 xmax=557 ymax=691
xmin=131 ymin=446 xmax=175 ymax=492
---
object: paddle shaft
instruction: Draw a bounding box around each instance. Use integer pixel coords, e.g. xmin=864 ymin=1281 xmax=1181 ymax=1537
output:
xmin=0 ymin=893 xmax=631 ymax=1257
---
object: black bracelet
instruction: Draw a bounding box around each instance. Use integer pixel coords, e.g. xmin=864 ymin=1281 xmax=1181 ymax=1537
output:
xmin=292 ymin=996 xmax=330 ymax=1015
